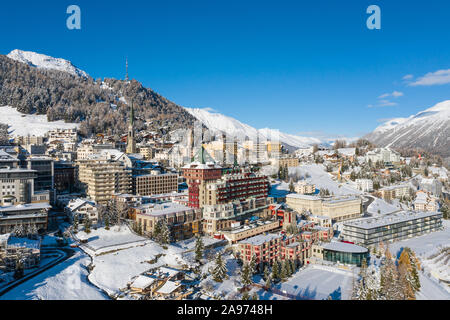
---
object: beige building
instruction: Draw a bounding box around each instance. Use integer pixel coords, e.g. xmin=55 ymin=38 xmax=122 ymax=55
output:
xmin=139 ymin=146 xmax=155 ymax=160
xmin=134 ymin=171 xmax=178 ymax=196
xmin=135 ymin=202 xmax=202 ymax=241
xmin=414 ymin=191 xmax=438 ymax=212
xmin=221 ymin=220 xmax=280 ymax=244
xmin=77 ymin=159 xmax=132 ymax=204
xmin=48 ymin=128 xmax=78 ymax=143
xmin=286 ymin=194 xmax=362 ymax=222
xmin=295 ymin=181 xmax=316 ymax=195
xmin=278 ymin=156 xmax=300 ymax=168
xmin=380 ymin=184 xmax=411 ymax=201
xmin=202 ymin=197 xmax=273 ymax=235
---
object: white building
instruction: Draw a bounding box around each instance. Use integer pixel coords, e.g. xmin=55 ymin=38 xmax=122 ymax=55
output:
xmin=65 ymin=198 xmax=98 ymax=224
xmin=355 ymin=179 xmax=373 ymax=192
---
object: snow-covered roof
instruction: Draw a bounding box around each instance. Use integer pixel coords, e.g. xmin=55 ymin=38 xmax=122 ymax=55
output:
xmin=137 ymin=202 xmax=193 ymax=217
xmin=286 ymin=194 xmax=320 ymax=201
xmin=239 ymin=233 xmax=281 ymax=246
xmin=343 ymin=211 xmax=442 ymax=230
xmin=156 ymin=281 xmax=181 ymax=294
xmin=131 ymin=275 xmax=156 ymax=289
xmin=0 ymin=202 xmax=51 ymax=213
xmin=322 ymin=241 xmax=368 ymax=254
xmin=7 ymin=237 xmax=41 ymax=250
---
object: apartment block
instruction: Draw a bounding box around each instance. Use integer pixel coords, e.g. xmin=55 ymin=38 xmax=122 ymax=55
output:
xmin=135 ymin=202 xmax=202 ymax=241
xmin=342 ymin=211 xmax=443 ymax=246
xmin=134 ymin=171 xmax=178 ymax=196
xmin=77 ymin=159 xmax=132 ymax=204
xmin=286 ymin=194 xmax=362 ymax=222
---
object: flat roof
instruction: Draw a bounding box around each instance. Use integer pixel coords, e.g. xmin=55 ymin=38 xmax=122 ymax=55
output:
xmin=322 ymin=241 xmax=368 ymax=254
xmin=343 ymin=211 xmax=442 ymax=230
xmin=0 ymin=202 xmax=51 ymax=213
xmin=239 ymin=233 xmax=281 ymax=246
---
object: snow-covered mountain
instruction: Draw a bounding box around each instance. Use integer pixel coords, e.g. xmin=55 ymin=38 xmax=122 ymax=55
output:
xmin=184 ymin=107 xmax=322 ymax=148
xmin=7 ymin=49 xmax=89 ymax=78
xmin=365 ymin=100 xmax=450 ymax=158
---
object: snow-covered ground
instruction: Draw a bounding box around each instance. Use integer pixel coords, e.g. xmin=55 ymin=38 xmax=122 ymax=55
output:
xmin=0 ymin=250 xmax=107 ymax=300
xmin=389 ymin=220 xmax=450 ymax=299
xmin=7 ymin=49 xmax=89 ymax=78
xmin=266 ymin=265 xmax=354 ymax=300
xmin=288 ymin=164 xmax=362 ymax=196
xmin=367 ymin=197 xmax=402 ymax=216
xmin=0 ymin=106 xmax=79 ymax=137
xmin=75 ymin=225 xmax=146 ymax=252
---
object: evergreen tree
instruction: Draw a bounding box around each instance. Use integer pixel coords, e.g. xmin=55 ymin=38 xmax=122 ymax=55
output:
xmin=72 ymin=215 xmax=78 ymax=234
xmin=249 ymin=254 xmax=257 ymax=275
xmin=159 ymin=219 xmax=170 ymax=244
xmin=280 ymin=260 xmax=288 ymax=282
xmin=289 ymin=179 xmax=295 ymax=192
xmin=242 ymin=291 xmax=250 ymax=300
xmin=194 ymin=235 xmax=205 ymax=264
xmin=13 ymin=258 xmax=24 ymax=279
xmin=241 ymin=263 xmax=253 ymax=288
xmin=271 ymin=260 xmax=280 ymax=282
xmin=84 ymin=218 xmax=91 ymax=234
xmin=104 ymin=215 xmax=110 ymax=230
xmin=212 ymin=253 xmax=228 ymax=283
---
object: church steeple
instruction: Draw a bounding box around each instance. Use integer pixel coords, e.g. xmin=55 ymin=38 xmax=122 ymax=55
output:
xmin=126 ymin=100 xmax=136 ymax=154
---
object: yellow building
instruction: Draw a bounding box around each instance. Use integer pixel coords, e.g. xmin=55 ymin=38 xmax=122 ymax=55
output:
xmin=286 ymin=194 xmax=362 ymax=222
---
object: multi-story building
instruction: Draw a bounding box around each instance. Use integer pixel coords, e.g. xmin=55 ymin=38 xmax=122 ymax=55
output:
xmin=65 ymin=198 xmax=98 ymax=223
xmin=135 ymin=202 xmax=202 ymax=241
xmin=286 ymin=194 xmax=362 ymax=222
xmin=77 ymin=159 xmax=132 ymax=204
xmin=342 ymin=211 xmax=443 ymax=246
xmin=0 ymin=167 xmax=46 ymax=206
xmin=237 ymin=233 xmax=312 ymax=268
xmin=14 ymin=135 xmax=44 ymax=146
xmin=0 ymin=203 xmax=50 ymax=234
xmin=139 ymin=146 xmax=154 ymax=160
xmin=365 ymin=147 xmax=401 ymax=164
xmin=278 ymin=156 xmax=299 ymax=168
xmin=413 ymin=191 xmax=438 ymax=212
xmin=47 ymin=128 xmax=78 ymax=144
xmin=0 ymin=150 xmax=19 ymax=169
xmin=379 ymin=184 xmax=412 ymax=201
xmin=54 ymin=162 xmax=76 ymax=194
xmin=133 ymin=170 xmax=178 ymax=196
xmin=419 ymin=178 xmax=442 ymax=197
xmin=221 ymin=219 xmax=281 ymax=244
xmin=355 ymin=179 xmax=374 ymax=192
xmin=202 ymin=197 xmax=273 ymax=235
xmin=295 ymin=181 xmax=316 ymax=195
xmin=25 ymin=156 xmax=54 ymax=193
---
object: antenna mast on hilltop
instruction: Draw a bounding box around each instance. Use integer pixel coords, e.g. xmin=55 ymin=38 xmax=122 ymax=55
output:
xmin=125 ymin=57 xmax=129 ymax=82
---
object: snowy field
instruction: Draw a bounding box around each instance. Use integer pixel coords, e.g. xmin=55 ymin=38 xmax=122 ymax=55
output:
xmin=268 ymin=265 xmax=354 ymax=300
xmin=88 ymin=241 xmax=190 ymax=297
xmin=367 ymin=197 xmax=402 ymax=216
xmin=75 ymin=225 xmax=146 ymax=252
xmin=0 ymin=105 xmax=79 ymax=137
xmin=0 ymin=250 xmax=107 ymax=300
xmin=289 ymin=164 xmax=362 ymax=196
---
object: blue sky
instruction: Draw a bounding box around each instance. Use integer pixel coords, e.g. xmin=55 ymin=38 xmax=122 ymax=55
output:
xmin=0 ymin=0 xmax=449 ymax=139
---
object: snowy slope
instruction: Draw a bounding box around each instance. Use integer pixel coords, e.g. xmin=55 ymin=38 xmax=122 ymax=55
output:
xmin=184 ymin=107 xmax=321 ymax=148
xmin=0 ymin=105 xmax=79 ymax=136
xmin=365 ymin=100 xmax=450 ymax=157
xmin=7 ymin=49 xmax=89 ymax=78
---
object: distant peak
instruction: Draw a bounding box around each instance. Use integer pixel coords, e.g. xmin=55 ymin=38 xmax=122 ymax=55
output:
xmin=7 ymin=49 xmax=89 ymax=78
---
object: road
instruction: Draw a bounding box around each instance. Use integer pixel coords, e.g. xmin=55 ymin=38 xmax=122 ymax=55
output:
xmin=0 ymin=247 xmax=76 ymax=297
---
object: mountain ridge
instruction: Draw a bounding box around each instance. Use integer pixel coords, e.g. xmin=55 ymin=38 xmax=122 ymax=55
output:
xmin=365 ymin=100 xmax=450 ymax=159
